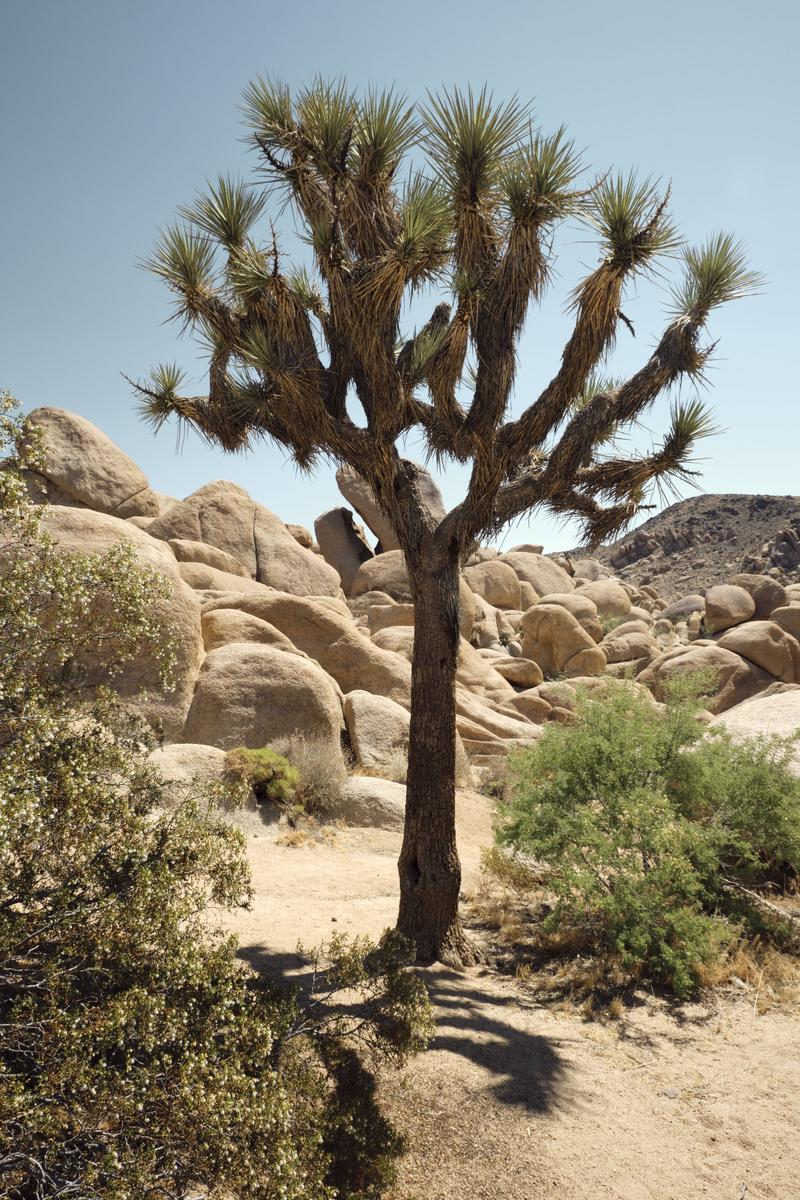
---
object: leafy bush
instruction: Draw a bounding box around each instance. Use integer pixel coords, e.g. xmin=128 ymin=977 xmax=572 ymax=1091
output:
xmin=495 ymin=676 xmax=800 ymax=998
xmin=0 ymin=396 xmax=433 ymax=1198
xmin=227 ymin=745 xmax=300 ymax=805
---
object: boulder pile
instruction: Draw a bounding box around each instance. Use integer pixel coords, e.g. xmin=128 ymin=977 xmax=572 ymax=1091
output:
xmin=15 ymin=407 xmax=800 ymax=821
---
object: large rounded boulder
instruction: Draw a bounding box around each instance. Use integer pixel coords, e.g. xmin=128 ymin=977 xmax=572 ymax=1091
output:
xmin=717 ymin=621 xmax=800 ymax=682
xmin=703 ymin=584 xmax=756 ymax=634
xmin=336 ymin=462 xmax=445 ymax=552
xmin=462 ymin=560 xmax=522 ymax=610
xmin=350 ymin=550 xmax=411 ymax=600
xmin=26 ymin=407 xmax=159 ymax=518
xmin=499 ymin=551 xmax=574 ymax=598
xmin=638 ymin=643 xmax=771 ymax=713
xmin=728 ymin=574 xmax=788 ymax=620
xmin=201 ymin=592 xmax=412 ymax=703
xmin=182 ymin=643 xmax=345 ymax=760
xmin=574 ymin=579 xmax=632 ymax=619
xmin=520 ymin=603 xmax=605 ymax=677
xmin=147 ymin=481 xmax=340 ymax=596
xmin=343 ymin=690 xmax=410 ymax=772
xmin=40 ymin=506 xmax=203 ymax=737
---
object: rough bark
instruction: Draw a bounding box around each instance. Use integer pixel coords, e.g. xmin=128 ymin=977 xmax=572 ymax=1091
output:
xmin=396 ymin=551 xmax=478 ymax=966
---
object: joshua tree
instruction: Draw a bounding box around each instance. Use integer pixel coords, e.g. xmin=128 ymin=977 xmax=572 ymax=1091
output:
xmin=132 ymin=79 xmax=760 ymax=965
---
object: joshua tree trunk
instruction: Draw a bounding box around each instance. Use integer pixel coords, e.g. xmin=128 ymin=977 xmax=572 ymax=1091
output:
xmin=397 ymin=550 xmax=476 ymax=965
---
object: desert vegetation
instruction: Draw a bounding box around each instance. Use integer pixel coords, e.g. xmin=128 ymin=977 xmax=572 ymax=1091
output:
xmin=0 ymin=397 xmax=432 ymax=1199
xmin=4 ymin=65 xmax=800 ymax=1200
xmin=488 ymin=676 xmax=800 ymax=998
xmin=131 ymin=77 xmax=761 ymax=965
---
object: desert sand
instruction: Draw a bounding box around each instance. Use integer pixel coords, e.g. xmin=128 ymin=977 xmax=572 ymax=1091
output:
xmin=222 ymin=797 xmax=799 ymax=1200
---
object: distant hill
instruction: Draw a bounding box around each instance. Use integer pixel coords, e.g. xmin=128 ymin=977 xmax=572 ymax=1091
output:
xmin=571 ymin=494 xmax=800 ymax=599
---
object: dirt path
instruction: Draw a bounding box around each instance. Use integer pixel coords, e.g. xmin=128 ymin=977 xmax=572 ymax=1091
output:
xmin=223 ymin=798 xmax=799 ymax=1200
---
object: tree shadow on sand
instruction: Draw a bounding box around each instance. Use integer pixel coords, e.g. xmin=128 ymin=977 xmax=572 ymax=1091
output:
xmin=240 ymin=945 xmax=567 ymax=1116
xmin=422 ymin=967 xmax=567 ymax=1113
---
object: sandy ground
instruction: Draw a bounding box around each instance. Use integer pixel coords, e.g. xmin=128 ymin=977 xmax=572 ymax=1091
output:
xmin=222 ymin=796 xmax=800 ymax=1200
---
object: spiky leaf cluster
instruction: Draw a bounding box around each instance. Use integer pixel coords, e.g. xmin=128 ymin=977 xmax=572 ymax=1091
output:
xmin=132 ymin=80 xmax=761 ymax=560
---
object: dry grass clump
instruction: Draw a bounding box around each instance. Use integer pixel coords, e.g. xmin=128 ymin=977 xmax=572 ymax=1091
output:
xmin=276 ymin=813 xmax=338 ymax=849
xmin=271 ymin=733 xmax=348 ymax=817
xmin=697 ymin=938 xmax=800 ymax=1013
xmin=353 ymin=737 xmax=473 ymax=789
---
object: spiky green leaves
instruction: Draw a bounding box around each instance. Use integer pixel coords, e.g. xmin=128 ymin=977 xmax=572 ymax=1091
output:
xmin=227 ymin=242 xmax=273 ymax=306
xmin=179 ymin=176 xmax=267 ymax=249
xmin=423 ymin=86 xmax=530 ymax=204
xmin=671 ymin=233 xmax=764 ymax=320
xmin=146 ymin=225 xmax=216 ymax=302
xmin=659 ymin=397 xmax=717 ymax=474
xmin=396 ymin=175 xmax=451 ymax=280
xmin=500 ymin=128 xmax=584 ymax=225
xmin=588 ymin=173 xmax=680 ymax=272
xmin=294 ymin=78 xmax=358 ymax=175
xmin=132 ymin=363 xmax=189 ymax=432
xmin=241 ymin=75 xmax=295 ymax=146
xmin=353 ymin=88 xmax=418 ymax=181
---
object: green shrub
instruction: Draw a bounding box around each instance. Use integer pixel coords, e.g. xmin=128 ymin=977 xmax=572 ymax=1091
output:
xmin=0 ymin=395 xmax=433 ymax=1198
xmin=600 ymin=613 xmax=627 ymax=636
xmin=495 ymin=676 xmax=800 ymax=998
xmin=227 ymin=745 xmax=300 ymax=805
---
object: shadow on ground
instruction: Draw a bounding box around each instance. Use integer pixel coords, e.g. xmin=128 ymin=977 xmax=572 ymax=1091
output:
xmin=424 ymin=967 xmax=567 ymax=1113
xmin=241 ymin=944 xmax=566 ymax=1116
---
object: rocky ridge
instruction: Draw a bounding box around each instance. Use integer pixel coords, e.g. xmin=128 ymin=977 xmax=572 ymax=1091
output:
xmin=577 ymin=492 xmax=800 ymax=599
xmin=13 ymin=407 xmax=800 ymax=828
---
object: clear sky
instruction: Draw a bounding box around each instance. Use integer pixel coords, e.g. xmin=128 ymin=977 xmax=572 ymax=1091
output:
xmin=2 ymin=0 xmax=797 ymax=550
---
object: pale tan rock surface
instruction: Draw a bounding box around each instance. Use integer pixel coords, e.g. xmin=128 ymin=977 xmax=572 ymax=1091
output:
xmin=182 ymin=643 xmax=345 ymax=757
xmin=703 ymin=583 xmax=756 ymax=633
xmin=462 ymin=560 xmax=522 ymax=610
xmin=27 ymin=407 xmax=160 ymax=518
xmin=336 ymin=461 xmax=445 ymax=551
xmin=505 ymin=691 xmax=552 ymax=723
xmin=314 ymin=507 xmax=374 ymax=593
xmin=40 ymin=506 xmax=202 ymax=737
xmin=770 ymin=604 xmax=800 ymax=641
xmin=177 ymin=561 xmax=274 ymax=595
xmin=661 ymin=593 xmax=706 ymax=621
xmin=200 ymin=609 xmax=300 ymax=654
xmin=491 ymin=657 xmax=544 ymax=689
xmin=571 ymin=556 xmax=613 ymax=581
xmin=168 ymin=537 xmax=251 ymax=577
xmin=729 ymin=572 xmax=788 ymax=619
xmin=499 ymin=551 xmax=573 ymax=597
xmin=371 ymin=627 xmax=514 ymax=703
xmin=638 ymin=642 xmax=771 ymax=713
xmin=149 ymin=743 xmax=229 ymax=786
xmin=536 ymin=592 xmax=603 ymax=642
xmin=343 ymin=690 xmax=410 ymax=771
xmin=202 ymin=592 xmax=412 ymax=702
xmin=710 ymin=688 xmax=800 ymax=771
xmin=575 ymin=579 xmax=632 ymax=618
xmin=147 ymin=481 xmax=340 ymax=596
xmin=350 ymin=550 xmax=412 ymax=600
xmin=717 ymin=620 xmax=800 ymax=681
xmin=601 ymin=630 xmax=660 ymax=668
xmin=367 ymin=603 xmax=416 ymax=634
xmin=330 ymin=776 xmax=406 ymax=830
xmin=520 ymin=604 xmax=605 ymax=677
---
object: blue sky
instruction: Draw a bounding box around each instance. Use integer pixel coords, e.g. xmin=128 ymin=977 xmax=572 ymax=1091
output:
xmin=2 ymin=0 xmax=797 ymax=550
